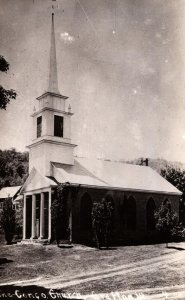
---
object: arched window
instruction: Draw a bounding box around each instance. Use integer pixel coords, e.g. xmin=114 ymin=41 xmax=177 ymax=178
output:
xmin=80 ymin=193 xmax=92 ymax=229
xmin=163 ymin=198 xmax=171 ymax=211
xmin=105 ymin=192 xmax=115 ymax=225
xmin=119 ymin=195 xmax=126 ymax=227
xmin=163 ymin=198 xmax=168 ymax=205
xmin=125 ymin=196 xmax=136 ymax=230
xmin=146 ymin=198 xmax=156 ymax=231
xmin=105 ymin=193 xmax=114 ymax=207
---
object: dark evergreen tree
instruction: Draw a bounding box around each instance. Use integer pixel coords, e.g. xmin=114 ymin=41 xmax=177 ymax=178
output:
xmin=0 ymin=197 xmax=15 ymax=244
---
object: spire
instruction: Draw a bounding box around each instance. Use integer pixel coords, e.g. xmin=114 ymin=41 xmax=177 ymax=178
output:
xmin=48 ymin=12 xmax=60 ymax=94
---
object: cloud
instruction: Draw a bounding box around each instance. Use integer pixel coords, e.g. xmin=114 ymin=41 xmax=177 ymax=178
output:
xmin=139 ymin=61 xmax=155 ymax=76
xmin=60 ymin=32 xmax=75 ymax=44
xmin=130 ymin=122 xmax=142 ymax=143
xmin=144 ymin=18 xmax=152 ymax=26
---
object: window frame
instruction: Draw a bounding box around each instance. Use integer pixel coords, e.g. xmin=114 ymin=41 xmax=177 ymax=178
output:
xmin=54 ymin=115 xmax=64 ymax=138
xmin=37 ymin=116 xmax=42 ymax=138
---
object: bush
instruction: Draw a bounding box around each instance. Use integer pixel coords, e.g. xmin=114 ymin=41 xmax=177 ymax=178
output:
xmin=155 ymin=201 xmax=184 ymax=247
xmin=92 ymin=198 xmax=114 ymax=249
xmin=171 ymin=223 xmax=185 ymax=242
xmin=51 ymin=183 xmax=70 ymax=245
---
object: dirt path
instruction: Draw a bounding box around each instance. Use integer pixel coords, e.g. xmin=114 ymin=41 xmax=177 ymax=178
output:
xmin=1 ymin=249 xmax=184 ymax=294
xmin=83 ymin=284 xmax=185 ymax=300
xmin=40 ymin=250 xmax=184 ymax=289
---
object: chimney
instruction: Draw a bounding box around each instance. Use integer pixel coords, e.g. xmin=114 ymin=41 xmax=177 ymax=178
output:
xmin=141 ymin=158 xmax=148 ymax=166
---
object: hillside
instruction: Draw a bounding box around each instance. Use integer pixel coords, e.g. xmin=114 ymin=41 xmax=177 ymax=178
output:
xmin=124 ymin=157 xmax=185 ymax=175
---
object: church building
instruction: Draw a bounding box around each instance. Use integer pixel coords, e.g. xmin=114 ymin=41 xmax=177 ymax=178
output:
xmin=20 ymin=12 xmax=181 ymax=245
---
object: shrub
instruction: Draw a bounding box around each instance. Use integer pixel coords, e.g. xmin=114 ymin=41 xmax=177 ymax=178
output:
xmin=51 ymin=183 xmax=70 ymax=245
xmin=92 ymin=198 xmax=114 ymax=249
xmin=155 ymin=201 xmax=184 ymax=247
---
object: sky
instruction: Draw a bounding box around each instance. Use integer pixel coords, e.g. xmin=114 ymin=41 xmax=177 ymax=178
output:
xmin=1 ymin=0 xmax=185 ymax=163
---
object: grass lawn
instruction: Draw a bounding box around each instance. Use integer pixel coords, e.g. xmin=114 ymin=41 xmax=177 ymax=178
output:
xmin=0 ymin=241 xmax=185 ymax=296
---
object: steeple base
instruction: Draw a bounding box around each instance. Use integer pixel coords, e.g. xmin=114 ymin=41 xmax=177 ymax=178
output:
xmin=28 ymin=139 xmax=76 ymax=177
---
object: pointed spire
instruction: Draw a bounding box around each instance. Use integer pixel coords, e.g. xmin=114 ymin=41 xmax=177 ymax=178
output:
xmin=48 ymin=12 xmax=60 ymax=94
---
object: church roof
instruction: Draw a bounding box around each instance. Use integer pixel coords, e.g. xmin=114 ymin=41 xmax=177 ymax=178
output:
xmin=52 ymin=157 xmax=182 ymax=195
xmin=0 ymin=186 xmax=21 ymax=199
xmin=53 ymin=161 xmax=107 ymax=187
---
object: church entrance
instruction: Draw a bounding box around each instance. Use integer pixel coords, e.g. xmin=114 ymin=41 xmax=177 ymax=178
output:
xmin=24 ymin=191 xmax=51 ymax=241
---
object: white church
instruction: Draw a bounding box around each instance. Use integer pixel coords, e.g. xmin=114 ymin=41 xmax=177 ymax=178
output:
xmin=19 ymin=12 xmax=181 ymax=245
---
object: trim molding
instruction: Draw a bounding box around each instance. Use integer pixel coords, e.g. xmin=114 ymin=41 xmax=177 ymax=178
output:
xmin=66 ymin=183 xmax=182 ymax=196
xmin=23 ymin=187 xmax=52 ymax=195
xmin=36 ymin=91 xmax=68 ymax=100
xmin=31 ymin=107 xmax=73 ymax=117
xmin=27 ymin=138 xmax=77 ymax=149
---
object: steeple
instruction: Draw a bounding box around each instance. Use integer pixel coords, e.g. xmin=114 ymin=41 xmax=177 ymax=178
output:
xmin=48 ymin=12 xmax=60 ymax=94
xmin=28 ymin=11 xmax=77 ymax=177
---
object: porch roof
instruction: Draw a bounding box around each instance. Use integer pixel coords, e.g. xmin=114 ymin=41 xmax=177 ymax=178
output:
xmin=21 ymin=167 xmax=57 ymax=193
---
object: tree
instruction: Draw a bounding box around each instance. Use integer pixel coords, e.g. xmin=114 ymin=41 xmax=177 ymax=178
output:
xmin=92 ymin=198 xmax=114 ymax=249
xmin=160 ymin=167 xmax=185 ymax=225
xmin=154 ymin=201 xmax=184 ymax=247
xmin=0 ymin=148 xmax=29 ymax=189
xmin=0 ymin=197 xmax=15 ymax=244
xmin=0 ymin=55 xmax=16 ymax=110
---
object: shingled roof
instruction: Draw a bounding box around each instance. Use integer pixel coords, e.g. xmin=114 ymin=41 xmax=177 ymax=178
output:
xmin=52 ymin=157 xmax=182 ymax=195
